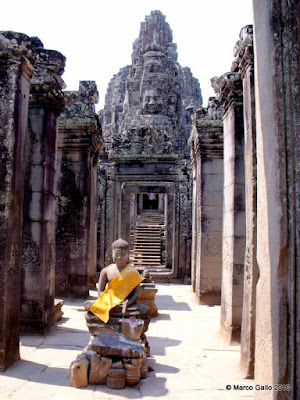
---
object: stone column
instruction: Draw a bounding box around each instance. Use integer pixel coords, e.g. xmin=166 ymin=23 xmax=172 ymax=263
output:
xmin=233 ymin=25 xmax=258 ymax=378
xmin=189 ymin=104 xmax=223 ymax=305
xmin=21 ymin=47 xmax=66 ymax=333
xmin=56 ymin=81 xmax=102 ymax=296
xmin=0 ymin=32 xmax=36 ymax=371
xmin=189 ymin=133 xmax=198 ymax=292
xmin=253 ymin=0 xmax=300 ymax=397
xmin=213 ymin=72 xmax=245 ymax=342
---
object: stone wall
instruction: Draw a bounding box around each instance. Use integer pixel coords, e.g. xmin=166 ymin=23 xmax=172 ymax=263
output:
xmin=213 ymin=72 xmax=246 ymax=343
xmin=189 ymin=101 xmax=223 ymax=305
xmin=21 ymin=46 xmax=66 ymax=333
xmin=233 ymin=25 xmax=258 ymax=379
xmin=56 ymin=81 xmax=102 ymax=296
xmin=0 ymin=30 xmax=37 ymax=372
xmin=253 ymin=0 xmax=300 ymax=397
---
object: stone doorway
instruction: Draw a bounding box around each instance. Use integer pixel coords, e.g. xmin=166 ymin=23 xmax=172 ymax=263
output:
xmin=130 ymin=192 xmax=167 ymax=272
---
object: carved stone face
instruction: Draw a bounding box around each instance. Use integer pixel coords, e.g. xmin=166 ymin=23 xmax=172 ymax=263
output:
xmin=112 ymin=248 xmax=129 ymax=268
xmin=142 ymin=89 xmax=163 ymax=114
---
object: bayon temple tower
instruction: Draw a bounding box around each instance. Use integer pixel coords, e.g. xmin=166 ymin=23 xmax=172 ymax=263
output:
xmin=98 ymin=10 xmax=202 ymax=279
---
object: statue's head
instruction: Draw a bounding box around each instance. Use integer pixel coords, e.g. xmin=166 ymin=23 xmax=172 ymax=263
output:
xmin=112 ymin=238 xmax=129 ymax=267
xmin=142 ymin=89 xmax=163 ymax=115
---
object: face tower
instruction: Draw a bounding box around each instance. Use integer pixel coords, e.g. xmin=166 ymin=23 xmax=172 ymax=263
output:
xmin=98 ymin=10 xmax=202 ymax=279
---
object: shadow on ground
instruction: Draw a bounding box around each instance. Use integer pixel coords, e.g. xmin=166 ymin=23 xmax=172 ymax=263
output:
xmin=148 ymin=336 xmax=181 ymax=356
xmin=155 ymin=294 xmax=191 ymax=311
xmin=0 ymin=359 xmax=69 ymax=386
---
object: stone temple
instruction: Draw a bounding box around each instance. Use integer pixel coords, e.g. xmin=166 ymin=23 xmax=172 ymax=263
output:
xmin=98 ymin=10 xmax=202 ymax=279
xmin=1 ymin=1 xmax=300 ymax=398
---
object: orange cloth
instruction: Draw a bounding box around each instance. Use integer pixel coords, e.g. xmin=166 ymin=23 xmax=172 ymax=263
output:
xmin=90 ymin=264 xmax=143 ymax=323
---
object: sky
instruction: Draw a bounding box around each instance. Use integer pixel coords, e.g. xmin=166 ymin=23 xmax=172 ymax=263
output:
xmin=2 ymin=0 xmax=253 ymax=110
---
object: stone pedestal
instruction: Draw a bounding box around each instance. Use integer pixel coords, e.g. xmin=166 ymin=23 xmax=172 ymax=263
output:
xmin=189 ymin=103 xmax=223 ymax=305
xmin=212 ymin=73 xmax=245 ymax=343
xmin=253 ymin=0 xmax=300 ymax=397
xmin=56 ymin=81 xmax=102 ymax=296
xmin=0 ymin=32 xmax=37 ymax=371
xmin=21 ymin=47 xmax=66 ymax=333
xmin=70 ymin=336 xmax=148 ymax=389
xmin=233 ymin=26 xmax=258 ymax=378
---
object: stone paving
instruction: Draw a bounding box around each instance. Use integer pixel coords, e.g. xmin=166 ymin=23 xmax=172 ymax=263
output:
xmin=0 ymin=283 xmax=254 ymax=399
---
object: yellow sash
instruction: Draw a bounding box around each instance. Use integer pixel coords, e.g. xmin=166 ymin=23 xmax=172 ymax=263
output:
xmin=90 ymin=264 xmax=143 ymax=323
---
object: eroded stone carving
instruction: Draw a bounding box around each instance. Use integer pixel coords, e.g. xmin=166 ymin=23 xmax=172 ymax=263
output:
xmin=101 ymin=10 xmax=202 ymax=159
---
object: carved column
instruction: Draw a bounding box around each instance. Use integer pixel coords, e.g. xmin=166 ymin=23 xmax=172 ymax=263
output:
xmin=213 ymin=72 xmax=245 ymax=342
xmin=189 ymin=104 xmax=223 ymax=304
xmin=253 ymin=0 xmax=300 ymax=397
xmin=21 ymin=47 xmax=66 ymax=333
xmin=0 ymin=32 xmax=36 ymax=371
xmin=233 ymin=25 xmax=258 ymax=378
xmin=56 ymin=81 xmax=102 ymax=296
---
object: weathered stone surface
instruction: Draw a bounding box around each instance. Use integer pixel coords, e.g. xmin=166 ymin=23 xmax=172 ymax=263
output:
xmin=137 ymin=282 xmax=158 ymax=317
xmin=253 ymin=0 xmax=300 ymax=398
xmin=90 ymin=332 xmax=145 ymax=358
xmin=70 ymin=354 xmax=88 ymax=388
xmin=212 ymin=72 xmax=245 ymax=343
xmin=106 ymin=367 xmax=126 ymax=389
xmin=98 ymin=11 xmax=201 ymax=279
xmin=88 ymin=353 xmax=111 ymax=385
xmin=56 ymin=81 xmax=103 ymax=296
xmin=232 ymin=25 xmax=258 ymax=379
xmin=21 ymin=46 xmax=66 ymax=333
xmin=54 ymin=299 xmax=64 ymax=322
xmin=189 ymin=101 xmax=223 ymax=304
xmin=0 ymin=31 xmax=38 ymax=372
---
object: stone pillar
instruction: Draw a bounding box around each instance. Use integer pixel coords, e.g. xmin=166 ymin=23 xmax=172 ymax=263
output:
xmin=232 ymin=25 xmax=258 ymax=378
xmin=0 ymin=32 xmax=36 ymax=371
xmin=253 ymin=0 xmax=300 ymax=397
xmin=20 ymin=47 xmax=66 ymax=333
xmin=212 ymin=72 xmax=245 ymax=342
xmin=56 ymin=81 xmax=102 ymax=296
xmin=189 ymin=134 xmax=198 ymax=292
xmin=189 ymin=103 xmax=223 ymax=305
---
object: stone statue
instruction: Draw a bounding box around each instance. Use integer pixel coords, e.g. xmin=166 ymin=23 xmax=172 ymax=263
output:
xmin=85 ymin=239 xmax=150 ymax=338
xmin=96 ymin=238 xmax=142 ymax=310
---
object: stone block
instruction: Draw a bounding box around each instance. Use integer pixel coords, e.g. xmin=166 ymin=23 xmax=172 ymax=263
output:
xmin=88 ymin=353 xmax=112 ymax=385
xmin=202 ymin=159 xmax=223 ymax=175
xmin=70 ymin=354 xmax=88 ymax=388
xmin=202 ymin=174 xmax=224 ymax=193
xmin=202 ymin=189 xmax=223 ymax=207
xmin=201 ymin=217 xmax=223 ymax=233
xmin=107 ymin=368 xmax=126 ymax=389
xmin=90 ymin=333 xmax=145 ymax=358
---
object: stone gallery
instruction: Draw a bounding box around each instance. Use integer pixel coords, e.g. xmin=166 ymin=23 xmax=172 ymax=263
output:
xmin=0 ymin=1 xmax=299 ymax=398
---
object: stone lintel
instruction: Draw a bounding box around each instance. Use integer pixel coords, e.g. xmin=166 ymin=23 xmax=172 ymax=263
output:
xmin=0 ymin=31 xmax=41 ymax=69
xmin=110 ymin=154 xmax=179 ymax=162
xmin=211 ymin=72 xmax=243 ymax=114
xmin=30 ymin=48 xmax=66 ymax=113
xmin=189 ymin=108 xmax=223 ymax=159
xmin=58 ymin=81 xmax=102 ymax=155
xmin=232 ymin=25 xmax=254 ymax=77
xmin=58 ymin=122 xmax=102 ymax=154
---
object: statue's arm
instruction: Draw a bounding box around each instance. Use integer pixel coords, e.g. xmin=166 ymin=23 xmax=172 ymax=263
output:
xmin=126 ymin=283 xmax=141 ymax=307
xmin=97 ymin=268 xmax=108 ymax=296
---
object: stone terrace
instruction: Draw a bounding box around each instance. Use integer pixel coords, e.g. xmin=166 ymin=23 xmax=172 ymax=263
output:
xmin=0 ymin=283 xmax=254 ymax=400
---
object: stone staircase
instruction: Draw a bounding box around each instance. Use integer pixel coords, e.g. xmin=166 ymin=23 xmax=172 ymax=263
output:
xmin=131 ymin=213 xmax=164 ymax=268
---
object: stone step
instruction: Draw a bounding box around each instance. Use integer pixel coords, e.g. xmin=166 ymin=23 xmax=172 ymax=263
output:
xmin=133 ymin=256 xmax=161 ymax=259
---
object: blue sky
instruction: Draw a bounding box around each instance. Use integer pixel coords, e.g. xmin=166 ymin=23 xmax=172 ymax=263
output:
xmin=2 ymin=0 xmax=253 ymax=109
